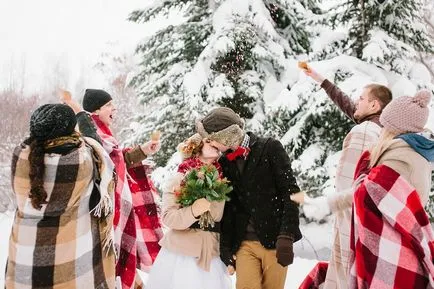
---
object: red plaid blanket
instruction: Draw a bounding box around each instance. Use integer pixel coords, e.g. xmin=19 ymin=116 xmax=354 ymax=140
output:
xmin=350 ymin=152 xmax=434 ymax=289
xmin=127 ymin=163 xmax=163 ymax=272
xmin=92 ymin=115 xmax=162 ymax=288
xmin=298 ymin=261 xmax=329 ymax=289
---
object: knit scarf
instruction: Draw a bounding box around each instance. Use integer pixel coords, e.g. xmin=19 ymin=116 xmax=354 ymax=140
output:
xmin=91 ymin=114 xmax=138 ymax=289
xmin=91 ymin=115 xmax=126 ymax=227
xmin=44 ymin=132 xmax=82 ymax=150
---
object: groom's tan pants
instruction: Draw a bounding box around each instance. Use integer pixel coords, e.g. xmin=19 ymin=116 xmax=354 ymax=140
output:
xmin=235 ymin=240 xmax=287 ymax=289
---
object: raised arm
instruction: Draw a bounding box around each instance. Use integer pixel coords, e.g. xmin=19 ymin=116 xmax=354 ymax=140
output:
xmin=321 ymin=80 xmax=357 ymax=123
xmin=303 ymin=67 xmax=357 ymax=123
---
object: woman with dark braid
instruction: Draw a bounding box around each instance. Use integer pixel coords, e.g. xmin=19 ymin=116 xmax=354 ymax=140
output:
xmin=4 ymin=104 xmax=116 ymax=288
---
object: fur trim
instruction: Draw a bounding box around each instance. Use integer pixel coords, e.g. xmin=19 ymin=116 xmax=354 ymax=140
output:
xmin=196 ymin=120 xmax=244 ymax=147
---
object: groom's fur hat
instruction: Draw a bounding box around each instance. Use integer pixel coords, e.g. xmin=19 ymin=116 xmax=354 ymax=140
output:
xmin=196 ymin=107 xmax=245 ymax=147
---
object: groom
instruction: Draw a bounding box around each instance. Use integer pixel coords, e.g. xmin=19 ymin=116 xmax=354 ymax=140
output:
xmin=196 ymin=107 xmax=302 ymax=289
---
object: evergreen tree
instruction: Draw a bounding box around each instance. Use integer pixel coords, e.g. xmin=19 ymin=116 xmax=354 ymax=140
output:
xmin=128 ymin=0 xmax=318 ymax=164
xmin=184 ymin=0 xmax=317 ymax=121
xmin=262 ymin=67 xmax=353 ymax=195
xmin=128 ymin=0 xmax=434 ymax=223
xmin=328 ymin=0 xmax=433 ymax=73
xmin=127 ymin=0 xmax=213 ymax=164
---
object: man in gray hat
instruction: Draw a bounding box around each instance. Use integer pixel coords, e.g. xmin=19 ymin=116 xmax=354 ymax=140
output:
xmin=196 ymin=107 xmax=302 ymax=289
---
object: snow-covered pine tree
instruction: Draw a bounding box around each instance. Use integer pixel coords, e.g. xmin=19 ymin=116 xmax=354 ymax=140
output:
xmin=262 ymin=0 xmax=434 ymax=200
xmin=183 ymin=0 xmax=317 ymax=124
xmin=127 ymin=0 xmax=213 ymax=164
xmin=419 ymin=0 xmax=434 ymax=83
xmin=420 ymin=0 xmax=434 ymax=221
xmin=128 ymin=0 xmax=318 ymax=164
xmin=328 ymin=0 xmax=433 ymax=73
xmin=93 ymin=44 xmax=140 ymax=140
xmin=261 ymin=64 xmax=353 ymax=196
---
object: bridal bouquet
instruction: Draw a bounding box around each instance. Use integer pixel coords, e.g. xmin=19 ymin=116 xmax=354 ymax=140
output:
xmin=175 ymin=164 xmax=233 ymax=229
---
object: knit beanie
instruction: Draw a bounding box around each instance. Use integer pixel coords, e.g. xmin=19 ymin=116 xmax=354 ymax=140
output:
xmin=82 ymin=89 xmax=112 ymax=113
xmin=196 ymin=107 xmax=245 ymax=147
xmin=380 ymin=89 xmax=432 ymax=134
xmin=30 ymin=104 xmax=77 ymax=141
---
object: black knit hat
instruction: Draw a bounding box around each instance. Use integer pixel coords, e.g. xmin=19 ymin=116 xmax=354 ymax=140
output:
xmin=82 ymin=89 xmax=112 ymax=113
xmin=30 ymin=104 xmax=77 ymax=141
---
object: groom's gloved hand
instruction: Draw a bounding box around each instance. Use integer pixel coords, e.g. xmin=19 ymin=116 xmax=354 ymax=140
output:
xmin=276 ymin=235 xmax=294 ymax=266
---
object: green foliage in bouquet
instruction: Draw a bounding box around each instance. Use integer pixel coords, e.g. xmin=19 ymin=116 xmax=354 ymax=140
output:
xmin=176 ymin=164 xmax=233 ymax=207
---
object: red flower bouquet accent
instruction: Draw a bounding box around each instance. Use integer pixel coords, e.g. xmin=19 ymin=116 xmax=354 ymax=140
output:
xmin=176 ymin=161 xmax=232 ymax=229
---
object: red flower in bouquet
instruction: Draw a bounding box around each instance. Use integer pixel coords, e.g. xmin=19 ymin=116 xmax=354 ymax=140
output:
xmin=176 ymin=160 xmax=232 ymax=228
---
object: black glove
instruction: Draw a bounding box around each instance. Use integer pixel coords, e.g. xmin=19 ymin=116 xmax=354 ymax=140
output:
xmin=276 ymin=235 xmax=294 ymax=267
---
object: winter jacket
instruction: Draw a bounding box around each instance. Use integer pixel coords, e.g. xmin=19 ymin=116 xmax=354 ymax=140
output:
xmin=219 ymin=133 xmax=301 ymax=266
xmin=158 ymin=171 xmax=225 ymax=271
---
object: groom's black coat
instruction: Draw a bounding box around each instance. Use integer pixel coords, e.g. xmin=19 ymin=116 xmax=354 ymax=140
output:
xmin=219 ymin=132 xmax=302 ymax=266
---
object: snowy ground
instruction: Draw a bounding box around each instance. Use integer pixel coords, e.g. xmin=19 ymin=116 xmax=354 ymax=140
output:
xmin=0 ymin=212 xmax=330 ymax=288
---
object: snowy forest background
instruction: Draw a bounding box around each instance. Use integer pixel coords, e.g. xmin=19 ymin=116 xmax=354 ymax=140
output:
xmin=1 ymin=0 xmax=434 ymax=220
xmin=1 ymin=0 xmax=434 ymax=287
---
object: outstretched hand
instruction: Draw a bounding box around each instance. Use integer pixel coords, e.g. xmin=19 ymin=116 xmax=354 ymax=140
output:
xmin=298 ymin=62 xmax=325 ymax=84
xmin=292 ymin=192 xmax=331 ymax=220
xmin=141 ymin=140 xmax=161 ymax=156
xmin=303 ymin=196 xmax=330 ymax=220
xmin=290 ymin=191 xmax=305 ymax=204
xmin=302 ymin=67 xmax=325 ymax=84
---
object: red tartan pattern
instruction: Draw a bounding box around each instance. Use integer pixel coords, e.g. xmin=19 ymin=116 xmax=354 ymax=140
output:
xmin=91 ymin=115 xmax=162 ymax=288
xmin=299 ymin=261 xmax=329 ymax=289
xmin=127 ymin=163 xmax=163 ymax=271
xmin=349 ymin=158 xmax=434 ymax=289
